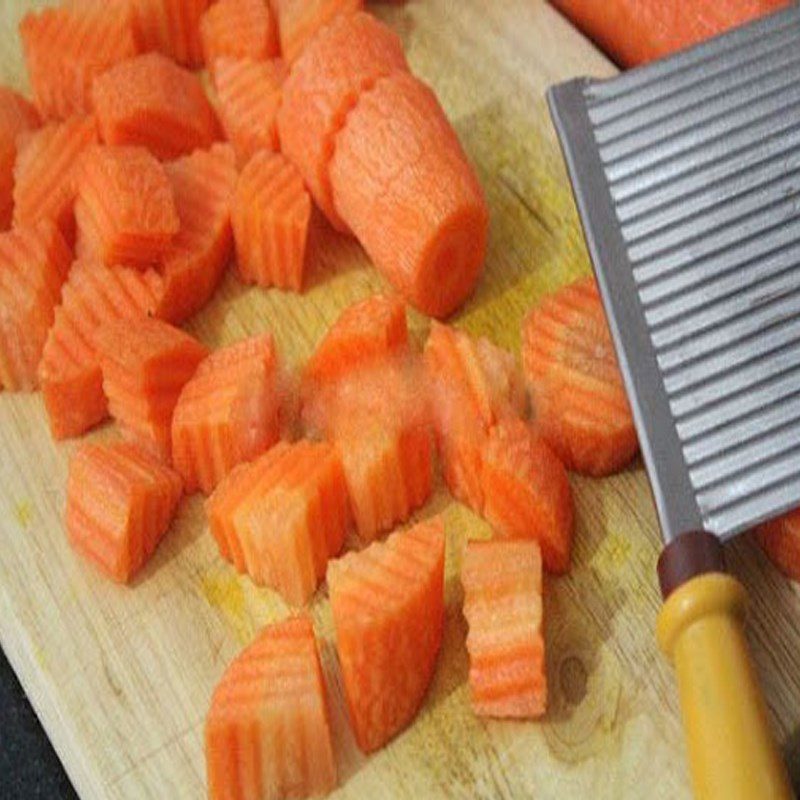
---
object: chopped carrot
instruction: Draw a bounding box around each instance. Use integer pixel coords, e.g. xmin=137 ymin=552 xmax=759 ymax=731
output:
xmin=481 ymin=418 xmax=574 ymax=574
xmin=277 ymin=11 xmax=407 ymax=230
xmin=96 ymin=317 xmax=208 ymax=459
xmin=331 ymin=71 xmax=489 ymax=318
xmin=327 ymin=517 xmax=445 ymax=753
xmin=155 ymin=143 xmax=237 ymax=323
xmin=205 ymin=440 xmax=350 ymax=604
xmin=13 ymin=114 xmax=98 ymax=244
xmin=172 ymin=334 xmax=283 ymax=495
xmin=231 ymin=150 xmax=311 ymax=291
xmin=0 ymin=221 xmax=71 ymax=391
xmin=212 ymin=58 xmax=285 ymax=166
xmin=522 ymin=277 xmax=638 ymax=476
xmin=201 ymin=0 xmax=279 ymax=73
xmin=66 ymin=440 xmax=182 ymax=583
xmin=0 ymin=87 xmax=39 ymax=230
xmin=19 ymin=4 xmax=139 ymax=120
xmin=92 ymin=53 xmax=219 ymax=160
xmin=757 ymin=510 xmax=800 ymax=583
xmin=461 ymin=539 xmax=546 ymax=718
xmin=75 ymin=145 xmax=179 ymax=268
xmin=39 ymin=258 xmax=165 ymax=440
xmin=271 ymin=0 xmax=364 ymax=64
xmin=205 ymin=614 xmax=337 ymax=800
xmin=129 ymin=0 xmax=210 ymax=67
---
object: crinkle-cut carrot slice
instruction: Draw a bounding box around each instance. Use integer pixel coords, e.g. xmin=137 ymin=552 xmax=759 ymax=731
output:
xmin=0 ymin=87 xmax=40 ymax=230
xmin=271 ymin=0 xmax=363 ymax=64
xmin=757 ymin=509 xmax=800 ymax=583
xmin=201 ymin=0 xmax=279 ymax=73
xmin=129 ymin=0 xmax=210 ymax=67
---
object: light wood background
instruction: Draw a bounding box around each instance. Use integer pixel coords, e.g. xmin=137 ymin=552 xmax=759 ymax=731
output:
xmin=1 ymin=1 xmax=799 ymax=798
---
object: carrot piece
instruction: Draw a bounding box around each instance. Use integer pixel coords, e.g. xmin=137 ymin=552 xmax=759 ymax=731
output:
xmin=757 ymin=510 xmax=800 ymax=582
xmin=231 ymin=150 xmax=311 ymax=291
xmin=0 ymin=87 xmax=40 ymax=230
xmin=327 ymin=517 xmax=445 ymax=752
xmin=39 ymin=258 xmax=165 ymax=440
xmin=212 ymin=58 xmax=285 ymax=166
xmin=96 ymin=317 xmax=208 ymax=459
xmin=480 ymin=418 xmax=574 ymax=574
xmin=522 ymin=277 xmax=638 ymax=476
xmin=461 ymin=539 xmax=546 ymax=718
xmin=205 ymin=440 xmax=350 ymax=604
xmin=0 ymin=221 xmax=71 ymax=391
xmin=75 ymin=145 xmax=179 ymax=269
xmin=13 ymin=114 xmax=98 ymax=244
xmin=549 ymin=0 xmax=788 ymax=68
xmin=66 ymin=441 xmax=182 ymax=583
xmin=129 ymin=0 xmax=210 ymax=67
xmin=155 ymin=143 xmax=237 ymax=323
xmin=200 ymin=0 xmax=279 ymax=73
xmin=271 ymin=0 xmax=363 ymax=64
xmin=330 ymin=72 xmax=489 ymax=318
xmin=19 ymin=4 xmax=139 ymax=121
xmin=277 ymin=12 xmax=407 ymax=230
xmin=172 ymin=334 xmax=283 ymax=494
xmin=92 ymin=53 xmax=219 ymax=160
xmin=205 ymin=614 xmax=337 ymax=800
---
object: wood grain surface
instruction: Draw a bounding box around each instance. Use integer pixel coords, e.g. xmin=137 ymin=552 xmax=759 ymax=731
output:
xmin=1 ymin=1 xmax=799 ymax=798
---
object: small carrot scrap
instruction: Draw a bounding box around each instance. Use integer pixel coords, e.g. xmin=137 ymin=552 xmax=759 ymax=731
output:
xmin=757 ymin=510 xmax=800 ymax=583
xmin=461 ymin=539 xmax=547 ymax=718
xmin=271 ymin=0 xmax=364 ymax=64
xmin=277 ymin=11 xmax=407 ymax=230
xmin=155 ymin=143 xmax=238 ymax=323
xmin=172 ymin=334 xmax=283 ymax=495
xmin=19 ymin=3 xmax=139 ymax=120
xmin=39 ymin=258 xmax=165 ymax=440
xmin=205 ymin=440 xmax=350 ymax=604
xmin=75 ymin=145 xmax=179 ymax=268
xmin=96 ymin=317 xmax=208 ymax=459
xmin=327 ymin=517 xmax=445 ymax=753
xmin=129 ymin=0 xmax=210 ymax=67
xmin=200 ymin=0 xmax=279 ymax=72
xmin=13 ymin=114 xmax=98 ymax=244
xmin=0 ymin=87 xmax=39 ymax=230
xmin=92 ymin=52 xmax=219 ymax=160
xmin=481 ymin=418 xmax=574 ymax=574
xmin=66 ymin=440 xmax=182 ymax=583
xmin=213 ymin=58 xmax=285 ymax=166
xmin=205 ymin=614 xmax=337 ymax=800
xmin=0 ymin=221 xmax=71 ymax=391
xmin=522 ymin=277 xmax=638 ymax=476
xmin=231 ymin=150 xmax=311 ymax=291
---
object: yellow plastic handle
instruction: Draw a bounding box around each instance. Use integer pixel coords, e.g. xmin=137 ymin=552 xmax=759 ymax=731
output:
xmin=657 ymin=573 xmax=792 ymax=800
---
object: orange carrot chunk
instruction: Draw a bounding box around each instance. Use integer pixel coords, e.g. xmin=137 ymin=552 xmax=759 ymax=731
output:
xmin=92 ymin=53 xmax=219 ymax=160
xmin=213 ymin=58 xmax=285 ymax=166
xmin=205 ymin=440 xmax=350 ymax=604
xmin=0 ymin=221 xmax=71 ymax=391
xmin=205 ymin=614 xmax=337 ymax=800
xmin=39 ymin=258 xmax=165 ymax=440
xmin=129 ymin=0 xmax=210 ymax=67
xmin=96 ymin=317 xmax=208 ymax=460
xmin=19 ymin=4 xmax=139 ymax=121
xmin=461 ymin=539 xmax=547 ymax=718
xmin=75 ymin=145 xmax=179 ymax=268
xmin=0 ymin=87 xmax=40 ymax=230
xmin=522 ymin=277 xmax=638 ymax=476
xmin=272 ymin=0 xmax=364 ymax=64
xmin=66 ymin=441 xmax=182 ymax=583
xmin=155 ymin=143 xmax=237 ymax=323
xmin=481 ymin=418 xmax=574 ymax=574
xmin=200 ymin=0 xmax=279 ymax=72
xmin=757 ymin=510 xmax=800 ymax=583
xmin=231 ymin=150 xmax=311 ymax=291
xmin=331 ymin=71 xmax=489 ymax=318
xmin=13 ymin=114 xmax=98 ymax=244
xmin=277 ymin=12 xmax=407 ymax=230
xmin=327 ymin=517 xmax=445 ymax=753
xmin=172 ymin=334 xmax=283 ymax=495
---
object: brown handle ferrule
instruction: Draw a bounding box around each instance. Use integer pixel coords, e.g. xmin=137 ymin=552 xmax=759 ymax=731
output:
xmin=657 ymin=531 xmax=726 ymax=600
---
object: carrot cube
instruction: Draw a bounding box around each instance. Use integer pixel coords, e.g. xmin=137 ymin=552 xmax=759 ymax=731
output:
xmin=0 ymin=87 xmax=40 ymax=230
xmin=200 ymin=0 xmax=279 ymax=72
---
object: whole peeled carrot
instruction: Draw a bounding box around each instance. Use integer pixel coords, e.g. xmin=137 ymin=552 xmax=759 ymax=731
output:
xmin=550 ymin=0 xmax=789 ymax=67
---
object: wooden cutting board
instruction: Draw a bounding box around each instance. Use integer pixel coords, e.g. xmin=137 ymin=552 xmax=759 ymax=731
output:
xmin=2 ymin=1 xmax=799 ymax=798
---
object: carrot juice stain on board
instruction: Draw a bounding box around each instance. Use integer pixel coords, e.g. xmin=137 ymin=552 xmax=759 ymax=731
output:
xmin=14 ymin=500 xmax=33 ymax=528
xmin=199 ymin=570 xmax=251 ymax=645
